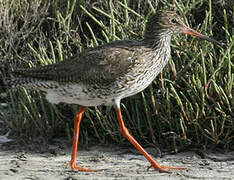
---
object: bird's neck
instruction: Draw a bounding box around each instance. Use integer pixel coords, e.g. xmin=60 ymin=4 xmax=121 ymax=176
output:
xmin=143 ymin=33 xmax=172 ymax=50
xmin=142 ymin=33 xmax=172 ymax=70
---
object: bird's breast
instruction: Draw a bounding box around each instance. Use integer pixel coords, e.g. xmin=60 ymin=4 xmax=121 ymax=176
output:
xmin=115 ymin=46 xmax=171 ymax=98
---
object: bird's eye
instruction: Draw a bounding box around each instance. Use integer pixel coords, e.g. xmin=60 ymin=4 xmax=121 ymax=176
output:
xmin=170 ymin=18 xmax=177 ymax=24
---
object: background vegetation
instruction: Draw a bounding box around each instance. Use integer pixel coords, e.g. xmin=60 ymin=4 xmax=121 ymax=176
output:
xmin=0 ymin=0 xmax=233 ymax=152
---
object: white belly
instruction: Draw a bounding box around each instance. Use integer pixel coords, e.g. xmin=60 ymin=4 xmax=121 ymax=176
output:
xmin=42 ymin=82 xmax=116 ymax=106
xmin=45 ymin=90 xmax=115 ymax=106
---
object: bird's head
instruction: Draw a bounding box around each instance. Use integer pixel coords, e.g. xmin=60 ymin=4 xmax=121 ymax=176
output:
xmin=144 ymin=10 xmax=223 ymax=46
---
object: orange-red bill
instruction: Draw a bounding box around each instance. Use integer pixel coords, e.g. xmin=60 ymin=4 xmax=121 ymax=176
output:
xmin=182 ymin=28 xmax=224 ymax=47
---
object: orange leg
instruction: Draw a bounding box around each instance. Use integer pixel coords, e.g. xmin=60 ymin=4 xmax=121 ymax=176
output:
xmin=66 ymin=106 xmax=99 ymax=172
xmin=116 ymin=108 xmax=185 ymax=173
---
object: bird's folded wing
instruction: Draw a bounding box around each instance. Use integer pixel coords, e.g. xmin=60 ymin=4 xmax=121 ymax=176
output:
xmin=12 ymin=41 xmax=141 ymax=85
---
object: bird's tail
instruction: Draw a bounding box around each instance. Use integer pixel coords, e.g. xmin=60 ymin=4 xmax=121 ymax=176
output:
xmin=0 ymin=61 xmax=38 ymax=90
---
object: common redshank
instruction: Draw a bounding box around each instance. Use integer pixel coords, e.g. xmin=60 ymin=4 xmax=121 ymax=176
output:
xmin=5 ymin=11 xmax=222 ymax=173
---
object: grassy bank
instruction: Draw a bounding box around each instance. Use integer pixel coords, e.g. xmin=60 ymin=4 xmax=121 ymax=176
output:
xmin=0 ymin=0 xmax=233 ymax=151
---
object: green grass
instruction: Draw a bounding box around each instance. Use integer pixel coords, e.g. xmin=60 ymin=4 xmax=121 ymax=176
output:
xmin=0 ymin=0 xmax=233 ymax=151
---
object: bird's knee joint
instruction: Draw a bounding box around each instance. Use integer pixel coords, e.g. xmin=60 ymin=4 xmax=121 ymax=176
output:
xmin=120 ymin=127 xmax=131 ymax=137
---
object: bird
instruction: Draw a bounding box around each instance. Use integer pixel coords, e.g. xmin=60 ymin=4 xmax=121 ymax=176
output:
xmin=4 ymin=10 xmax=222 ymax=173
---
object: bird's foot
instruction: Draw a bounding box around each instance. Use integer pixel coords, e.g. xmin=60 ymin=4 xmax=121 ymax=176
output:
xmin=147 ymin=164 xmax=186 ymax=173
xmin=66 ymin=161 xmax=101 ymax=172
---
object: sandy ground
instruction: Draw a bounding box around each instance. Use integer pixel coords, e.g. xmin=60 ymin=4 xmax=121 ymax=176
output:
xmin=0 ymin=140 xmax=234 ymax=180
